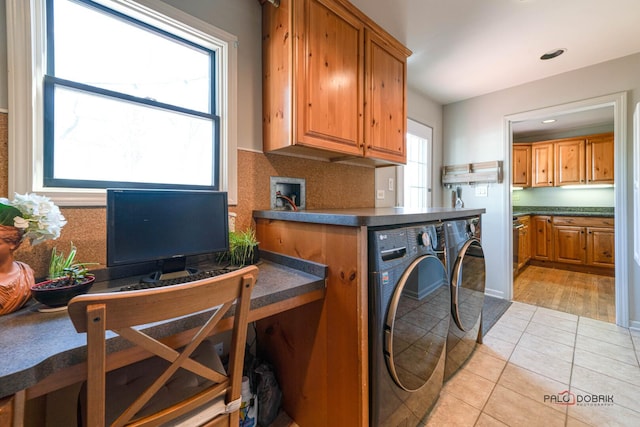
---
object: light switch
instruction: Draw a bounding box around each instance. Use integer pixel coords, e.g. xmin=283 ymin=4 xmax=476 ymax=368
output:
xmin=388 ymin=178 xmax=394 ymax=191
xmin=475 ymin=185 xmax=488 ymax=197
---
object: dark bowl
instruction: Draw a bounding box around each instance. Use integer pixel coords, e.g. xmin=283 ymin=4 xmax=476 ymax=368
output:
xmin=30 ymin=276 xmax=96 ymax=307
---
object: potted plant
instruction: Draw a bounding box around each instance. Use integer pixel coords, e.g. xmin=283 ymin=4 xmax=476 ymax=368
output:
xmin=0 ymin=193 xmax=67 ymax=315
xmin=30 ymin=243 xmax=98 ymax=308
xmin=228 ymin=228 xmax=260 ymax=267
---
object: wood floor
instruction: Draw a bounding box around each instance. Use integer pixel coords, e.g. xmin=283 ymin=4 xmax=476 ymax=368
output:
xmin=513 ymin=265 xmax=615 ymax=323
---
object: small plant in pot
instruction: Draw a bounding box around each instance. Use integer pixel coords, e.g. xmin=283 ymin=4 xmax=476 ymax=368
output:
xmin=31 ymin=243 xmax=98 ymax=308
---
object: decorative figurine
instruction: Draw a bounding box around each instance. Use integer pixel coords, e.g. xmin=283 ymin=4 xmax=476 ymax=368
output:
xmin=0 ymin=193 xmax=66 ymax=315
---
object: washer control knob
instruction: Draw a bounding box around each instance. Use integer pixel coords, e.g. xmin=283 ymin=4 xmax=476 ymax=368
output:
xmin=418 ymin=231 xmax=431 ymax=247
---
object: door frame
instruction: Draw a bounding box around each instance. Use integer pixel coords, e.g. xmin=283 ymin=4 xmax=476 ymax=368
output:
xmin=503 ymin=92 xmax=628 ymax=327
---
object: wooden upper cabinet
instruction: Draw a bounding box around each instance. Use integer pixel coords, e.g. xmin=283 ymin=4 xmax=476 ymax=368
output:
xmin=296 ymin=0 xmax=364 ymax=155
xmin=531 ymin=142 xmax=554 ymax=187
xmin=526 ymin=132 xmax=613 ymax=187
xmin=364 ymin=30 xmax=407 ymax=163
xmin=586 ymin=132 xmax=614 ymax=184
xmin=512 ymin=144 xmax=531 ymax=187
xmin=262 ymin=0 xmax=411 ymax=165
xmin=554 ymin=138 xmax=586 ymax=186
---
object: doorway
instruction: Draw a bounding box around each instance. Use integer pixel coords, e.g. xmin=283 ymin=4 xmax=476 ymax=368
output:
xmin=504 ymin=92 xmax=629 ymax=327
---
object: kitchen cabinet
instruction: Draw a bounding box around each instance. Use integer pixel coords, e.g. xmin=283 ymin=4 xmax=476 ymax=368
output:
xmin=531 ymin=215 xmax=553 ymax=260
xmin=512 ymin=144 xmax=531 ymax=187
xmin=586 ymin=133 xmax=614 ymax=184
xmin=555 ymin=138 xmax=585 ymax=186
xmin=262 ymin=0 xmax=411 ymax=165
xmin=587 ymin=226 xmax=615 ymax=267
xmin=517 ymin=215 xmax=531 ymax=269
xmin=552 ymin=216 xmax=614 ymax=268
xmin=531 ymin=142 xmax=554 ymax=187
xmin=527 ymin=132 xmax=613 ymax=187
xmin=553 ymin=223 xmax=586 ymax=264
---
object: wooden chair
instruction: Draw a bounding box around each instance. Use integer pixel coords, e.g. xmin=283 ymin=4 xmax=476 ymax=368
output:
xmin=67 ymin=265 xmax=258 ymax=427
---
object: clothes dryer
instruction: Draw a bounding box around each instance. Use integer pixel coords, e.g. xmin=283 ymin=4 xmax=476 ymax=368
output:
xmin=443 ymin=217 xmax=486 ymax=381
xmin=369 ymin=224 xmax=450 ymax=426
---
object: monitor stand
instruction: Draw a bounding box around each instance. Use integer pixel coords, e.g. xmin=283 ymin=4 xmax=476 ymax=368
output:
xmin=140 ymin=257 xmax=198 ymax=283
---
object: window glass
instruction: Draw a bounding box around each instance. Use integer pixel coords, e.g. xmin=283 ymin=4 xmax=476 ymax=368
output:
xmin=404 ymin=119 xmax=432 ymax=208
xmin=47 ymin=85 xmax=215 ymax=186
xmin=44 ymin=0 xmax=218 ymax=189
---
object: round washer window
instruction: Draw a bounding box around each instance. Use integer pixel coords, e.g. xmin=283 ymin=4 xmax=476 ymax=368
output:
xmin=384 ymin=255 xmax=449 ymax=391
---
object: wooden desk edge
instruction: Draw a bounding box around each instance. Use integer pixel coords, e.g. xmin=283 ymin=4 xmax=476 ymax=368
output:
xmin=25 ymin=288 xmax=325 ymax=400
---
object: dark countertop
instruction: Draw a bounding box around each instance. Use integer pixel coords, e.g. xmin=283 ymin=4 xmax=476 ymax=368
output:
xmin=253 ymin=207 xmax=486 ymax=227
xmin=0 ymin=252 xmax=326 ymax=398
xmin=512 ymin=206 xmax=614 ymax=218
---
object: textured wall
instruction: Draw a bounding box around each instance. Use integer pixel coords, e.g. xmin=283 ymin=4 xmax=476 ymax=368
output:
xmin=1 ymin=113 xmax=374 ymax=278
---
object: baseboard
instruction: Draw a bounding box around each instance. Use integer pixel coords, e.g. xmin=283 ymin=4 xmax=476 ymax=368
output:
xmin=629 ymin=319 xmax=640 ymax=333
xmin=484 ymin=288 xmax=506 ymax=299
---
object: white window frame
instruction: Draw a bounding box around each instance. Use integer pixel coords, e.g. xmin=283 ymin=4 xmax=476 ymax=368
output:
xmin=399 ymin=118 xmax=433 ymax=208
xmin=6 ymin=0 xmax=238 ymax=206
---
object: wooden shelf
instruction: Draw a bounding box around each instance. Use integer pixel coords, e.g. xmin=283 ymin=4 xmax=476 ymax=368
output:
xmin=442 ymin=160 xmax=503 ymax=186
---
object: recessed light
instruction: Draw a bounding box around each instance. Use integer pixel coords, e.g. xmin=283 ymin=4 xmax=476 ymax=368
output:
xmin=541 ymin=119 xmax=556 ymax=124
xmin=540 ymin=48 xmax=567 ymax=60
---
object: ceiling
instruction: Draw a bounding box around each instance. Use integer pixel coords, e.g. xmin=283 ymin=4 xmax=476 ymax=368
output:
xmin=349 ymin=0 xmax=640 ymax=106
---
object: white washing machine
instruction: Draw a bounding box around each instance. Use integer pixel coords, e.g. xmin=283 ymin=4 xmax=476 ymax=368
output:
xmin=369 ymin=224 xmax=450 ymax=426
xmin=443 ymin=216 xmax=486 ymax=381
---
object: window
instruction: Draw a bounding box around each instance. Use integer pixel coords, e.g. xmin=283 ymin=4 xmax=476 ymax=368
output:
xmin=401 ymin=119 xmax=432 ymax=208
xmin=7 ymin=0 xmax=238 ymax=205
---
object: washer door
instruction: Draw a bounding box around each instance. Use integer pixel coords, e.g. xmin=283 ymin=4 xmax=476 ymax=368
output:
xmin=384 ymin=255 xmax=449 ymax=392
xmin=451 ymin=239 xmax=486 ymax=331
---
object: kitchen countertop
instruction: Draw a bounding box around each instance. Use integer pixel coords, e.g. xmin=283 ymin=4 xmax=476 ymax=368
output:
xmin=253 ymin=207 xmax=486 ymax=227
xmin=512 ymin=206 xmax=614 ymax=218
xmin=0 ymin=251 xmax=327 ymax=398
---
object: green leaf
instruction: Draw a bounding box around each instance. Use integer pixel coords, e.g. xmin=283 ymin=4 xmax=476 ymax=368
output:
xmin=0 ymin=203 xmax=23 ymax=227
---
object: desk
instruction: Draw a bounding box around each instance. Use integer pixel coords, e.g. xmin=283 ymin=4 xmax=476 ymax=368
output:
xmin=0 ymin=251 xmax=326 ymax=425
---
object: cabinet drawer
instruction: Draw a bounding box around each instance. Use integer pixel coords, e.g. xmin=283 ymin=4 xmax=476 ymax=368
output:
xmin=552 ymin=216 xmax=613 ymax=228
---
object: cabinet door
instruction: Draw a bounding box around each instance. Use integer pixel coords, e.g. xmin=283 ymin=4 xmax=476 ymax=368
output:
xmin=554 ymin=225 xmax=586 ymax=264
xmin=296 ymin=0 xmax=364 ymax=155
xmin=531 ymin=216 xmax=553 ymax=260
xmin=517 ymin=226 xmax=530 ymax=269
xmin=531 ymin=143 xmax=554 ymax=187
xmin=512 ymin=145 xmax=531 ymax=187
xmin=587 ymin=227 xmax=615 ymax=267
xmin=555 ymin=139 xmax=585 ymax=186
xmin=586 ymin=133 xmax=614 ymax=184
xmin=364 ymin=29 xmax=407 ymax=163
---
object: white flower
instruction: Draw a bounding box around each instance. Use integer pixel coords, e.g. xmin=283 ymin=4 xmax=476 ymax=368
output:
xmin=0 ymin=193 xmax=66 ymax=245
xmin=13 ymin=216 xmax=29 ymax=229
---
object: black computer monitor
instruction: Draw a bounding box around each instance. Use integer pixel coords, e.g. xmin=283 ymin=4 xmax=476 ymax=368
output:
xmin=106 ymin=188 xmax=229 ymax=279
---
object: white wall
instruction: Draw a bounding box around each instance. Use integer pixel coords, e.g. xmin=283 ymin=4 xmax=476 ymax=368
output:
xmin=443 ymin=52 xmax=640 ymax=327
xmin=513 ymin=187 xmax=615 ymax=207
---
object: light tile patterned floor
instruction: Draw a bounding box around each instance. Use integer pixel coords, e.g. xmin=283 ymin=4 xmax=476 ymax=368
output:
xmin=424 ymin=302 xmax=640 ymax=427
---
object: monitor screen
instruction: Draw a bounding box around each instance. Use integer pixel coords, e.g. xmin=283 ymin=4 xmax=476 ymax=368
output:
xmin=107 ymin=189 xmax=229 ymax=273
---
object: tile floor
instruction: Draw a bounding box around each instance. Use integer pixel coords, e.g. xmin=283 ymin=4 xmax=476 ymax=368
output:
xmin=424 ymin=302 xmax=640 ymax=427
